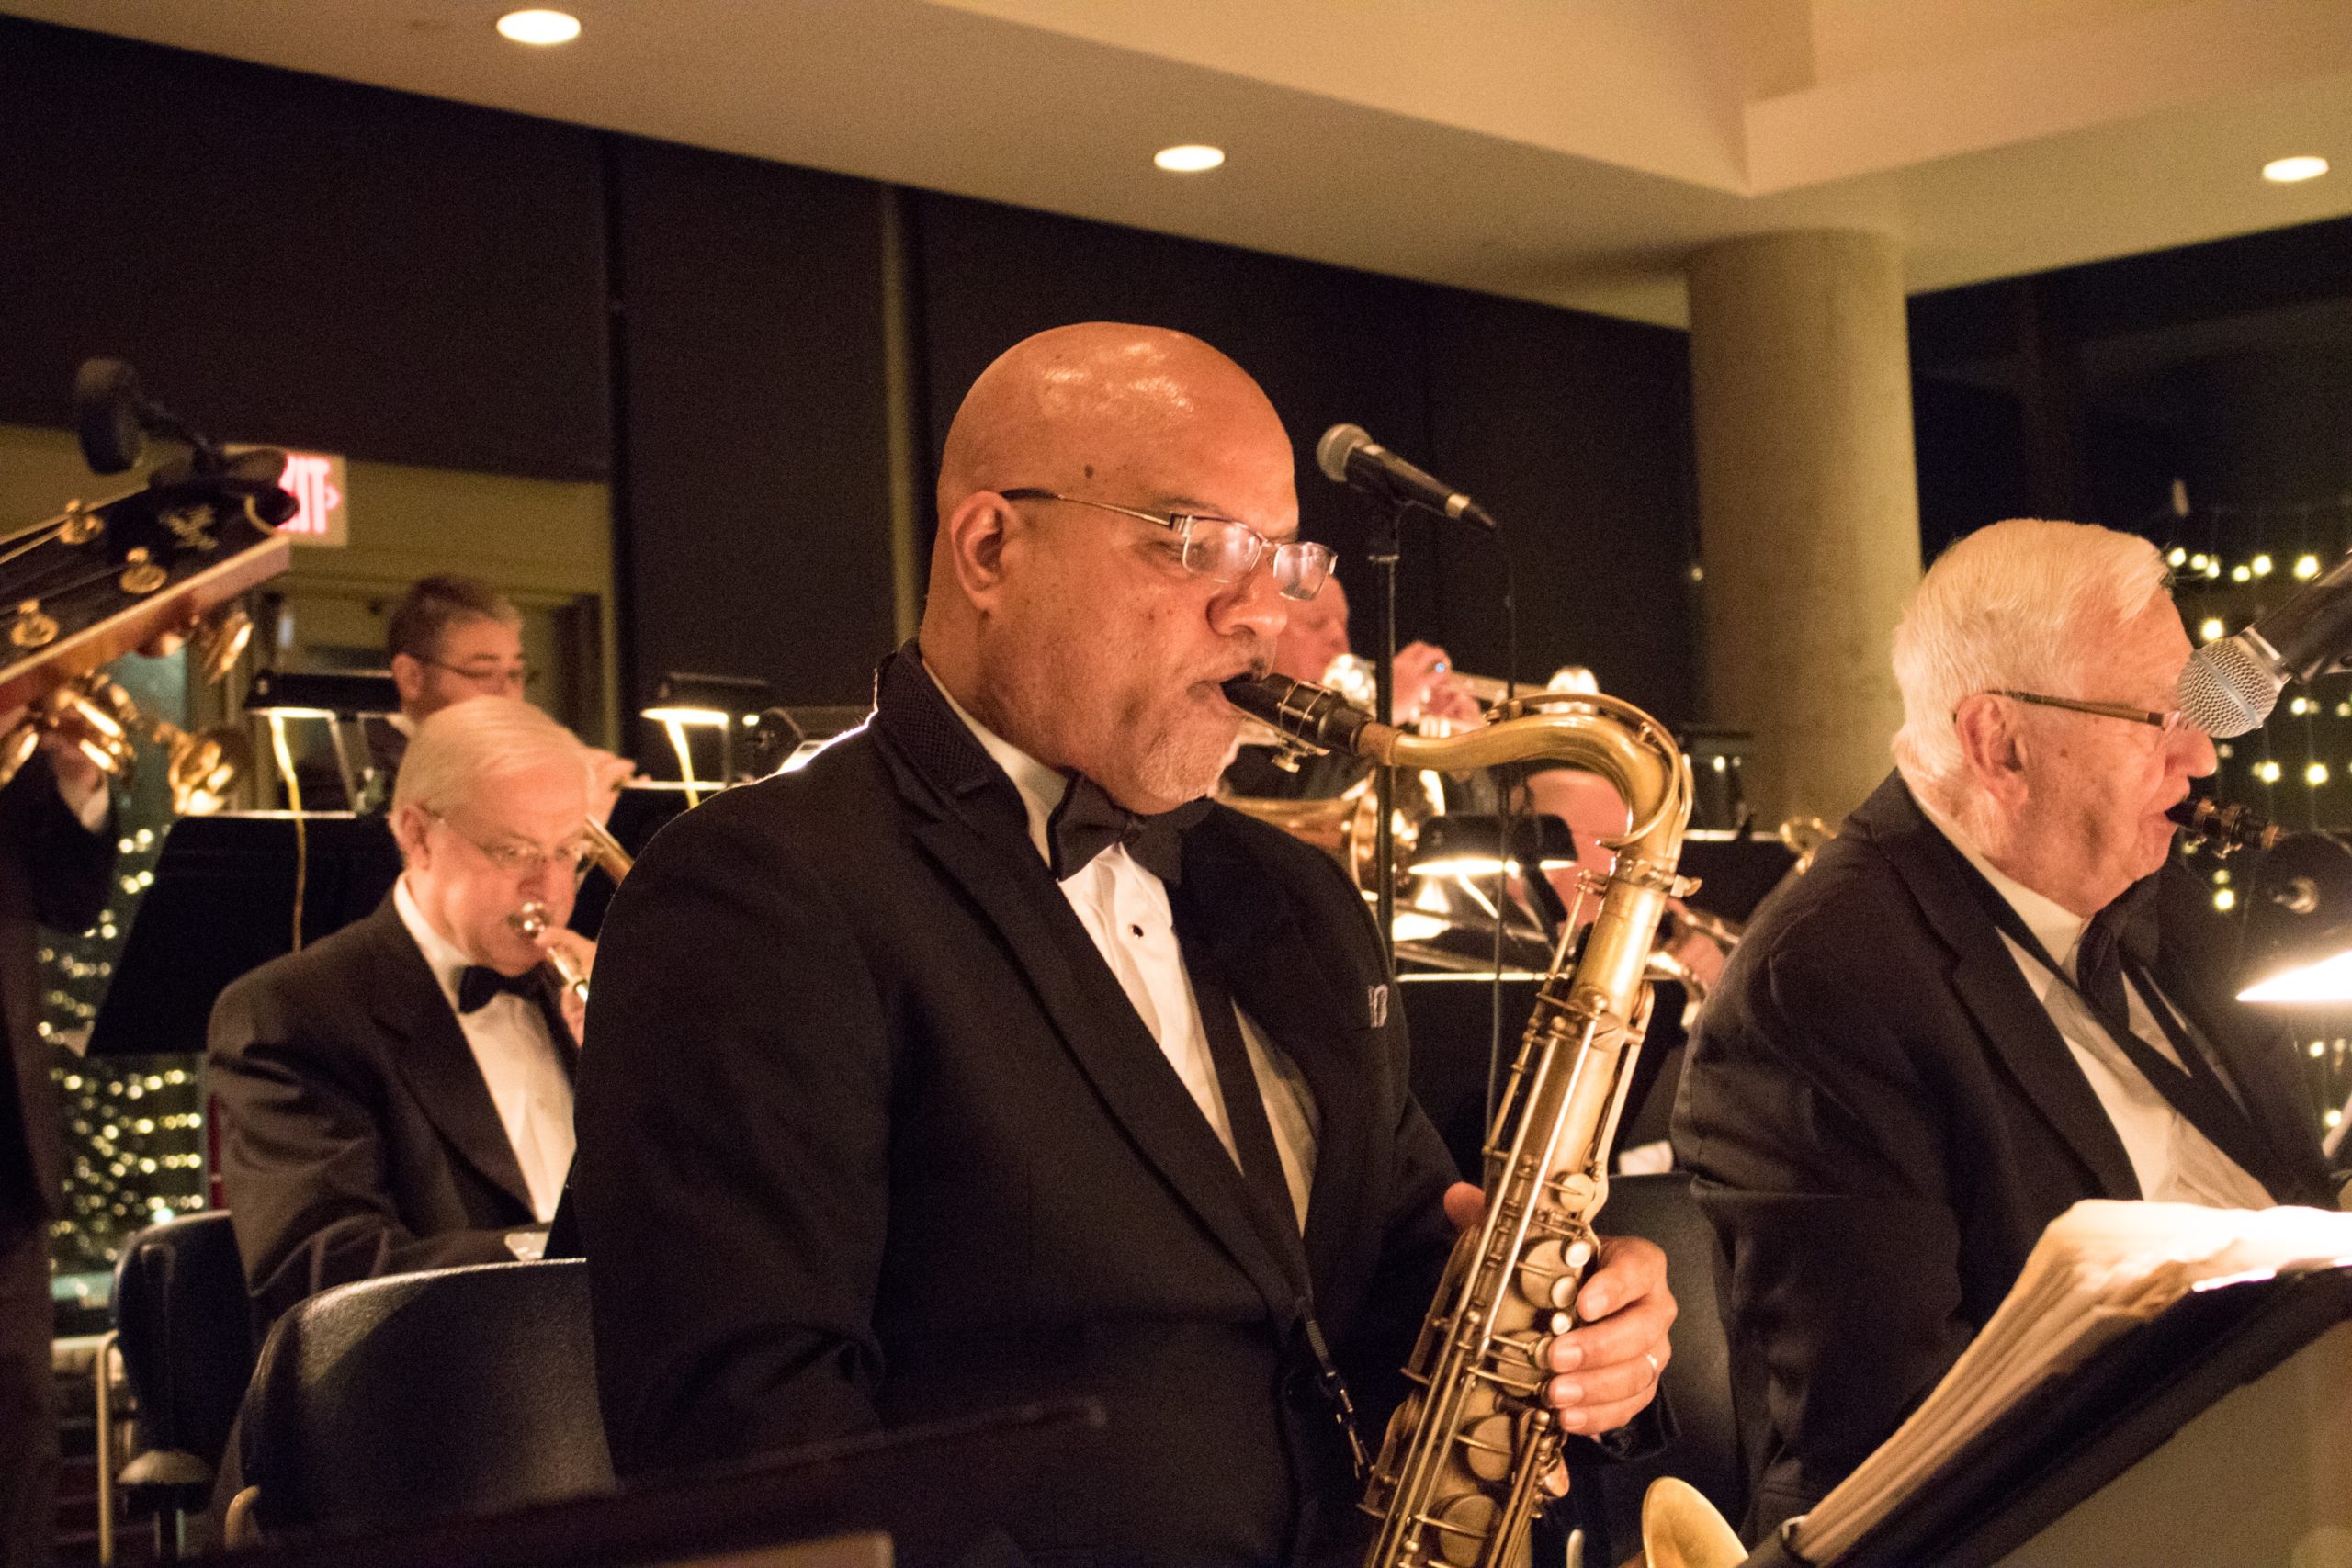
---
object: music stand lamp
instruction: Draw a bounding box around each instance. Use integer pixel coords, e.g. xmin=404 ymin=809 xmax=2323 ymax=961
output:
xmin=244 ymin=670 xmax=401 ymax=812
xmin=2239 ymin=831 xmax=2352 ymax=1003
xmin=641 ymin=672 xmax=776 ymax=807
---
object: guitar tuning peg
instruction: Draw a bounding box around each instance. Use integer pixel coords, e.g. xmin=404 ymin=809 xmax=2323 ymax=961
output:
xmin=58 ymin=502 xmax=104 ymax=546
xmin=9 ymin=600 xmax=58 ymax=650
xmin=118 ymin=547 xmax=166 ymax=596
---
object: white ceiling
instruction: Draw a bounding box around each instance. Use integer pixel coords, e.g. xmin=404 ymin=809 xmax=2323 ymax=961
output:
xmin=9 ymin=0 xmax=2350 ymax=324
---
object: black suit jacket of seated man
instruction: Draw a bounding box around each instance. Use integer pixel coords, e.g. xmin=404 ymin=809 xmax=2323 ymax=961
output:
xmin=208 ymin=893 xmax=570 ymax=1331
xmin=574 ymin=645 xmax=1473 ymax=1566
xmin=1674 ymin=772 xmax=2336 ymax=1540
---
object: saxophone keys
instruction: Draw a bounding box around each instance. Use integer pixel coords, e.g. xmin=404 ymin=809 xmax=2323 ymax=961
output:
xmin=1459 ymin=1413 xmax=1517 ymax=1481
xmin=1517 ymin=1237 xmax=1586 ymax=1310
xmin=1430 ymin=1494 xmax=1498 ymax=1566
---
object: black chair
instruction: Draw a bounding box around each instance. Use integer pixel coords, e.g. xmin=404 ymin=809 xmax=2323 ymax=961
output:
xmin=109 ymin=1210 xmax=256 ymax=1557
xmin=1564 ymin=1170 xmax=1746 ymax=1566
xmin=235 ymin=1258 xmax=615 ymax=1539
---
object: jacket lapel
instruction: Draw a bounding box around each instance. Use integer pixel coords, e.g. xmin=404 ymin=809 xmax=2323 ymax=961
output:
xmin=363 ymin=897 xmax=537 ymax=1213
xmin=2146 ymin=886 xmax=2335 ymax=1204
xmin=872 ymin=646 xmax=1308 ymax=1314
xmin=1860 ymin=778 xmax=2143 ymax=1201
xmin=1180 ymin=815 xmax=1380 ymax=1300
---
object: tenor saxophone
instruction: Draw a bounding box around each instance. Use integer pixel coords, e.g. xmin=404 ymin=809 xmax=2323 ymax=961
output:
xmin=1223 ymin=672 xmax=1697 ymax=1568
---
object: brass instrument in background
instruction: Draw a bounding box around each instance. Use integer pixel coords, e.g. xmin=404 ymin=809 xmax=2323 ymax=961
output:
xmin=1323 ymin=653 xmax=1600 ymax=725
xmin=504 ymin=817 xmax=636 ymax=1005
xmin=1223 ymin=672 xmax=1726 ymax=1568
xmin=1217 ymin=767 xmax=1447 ymax=897
xmin=0 ymin=359 xmax=293 ymax=813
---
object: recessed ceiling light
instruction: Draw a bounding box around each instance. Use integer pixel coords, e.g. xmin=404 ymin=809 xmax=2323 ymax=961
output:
xmin=497 ymin=9 xmax=582 ymax=45
xmin=1154 ymin=144 xmax=1226 ymax=174
xmin=2263 ymin=155 xmax=2329 ymax=184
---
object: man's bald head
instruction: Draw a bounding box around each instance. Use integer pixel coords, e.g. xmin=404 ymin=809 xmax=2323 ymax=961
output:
xmin=918 ymin=323 xmax=1300 ymax=813
xmin=933 ymin=323 xmax=1285 ymax=529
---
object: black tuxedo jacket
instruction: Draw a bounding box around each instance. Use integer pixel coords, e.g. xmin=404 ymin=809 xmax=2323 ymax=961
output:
xmin=1673 ymin=773 xmax=2335 ymax=1539
xmin=0 ymin=751 xmax=115 ymax=1243
xmin=574 ymin=647 xmax=1460 ymax=1566
xmin=207 ymin=895 xmax=571 ymax=1327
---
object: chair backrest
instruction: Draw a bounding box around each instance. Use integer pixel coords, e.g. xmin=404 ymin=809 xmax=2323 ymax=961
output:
xmin=110 ymin=1210 xmax=255 ymax=1470
xmin=241 ymin=1258 xmax=615 ymax=1535
xmin=1569 ymin=1170 xmax=1747 ymax=1564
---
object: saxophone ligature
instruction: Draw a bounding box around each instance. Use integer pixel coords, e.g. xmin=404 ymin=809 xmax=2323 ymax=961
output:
xmin=1222 ymin=671 xmax=1714 ymax=1568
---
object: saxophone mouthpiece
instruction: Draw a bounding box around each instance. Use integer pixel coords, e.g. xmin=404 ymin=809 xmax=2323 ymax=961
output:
xmin=2167 ymin=795 xmax=2280 ymax=856
xmin=1221 ymin=673 xmax=1375 ymax=755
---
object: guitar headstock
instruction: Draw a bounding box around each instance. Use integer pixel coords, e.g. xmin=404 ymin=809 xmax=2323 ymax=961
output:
xmin=0 ymin=447 xmax=294 ymax=715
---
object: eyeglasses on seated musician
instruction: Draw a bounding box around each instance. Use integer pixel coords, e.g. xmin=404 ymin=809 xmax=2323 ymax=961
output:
xmin=570 ymin=322 xmax=1679 ymax=1565
xmin=1674 ymin=517 xmax=2343 ymax=1542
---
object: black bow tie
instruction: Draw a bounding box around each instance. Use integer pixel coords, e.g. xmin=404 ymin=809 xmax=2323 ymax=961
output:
xmin=1046 ymin=773 xmax=1209 ymax=884
xmin=458 ymin=964 xmax=545 ymax=1014
xmin=2073 ymin=874 xmax=2159 ymax=1023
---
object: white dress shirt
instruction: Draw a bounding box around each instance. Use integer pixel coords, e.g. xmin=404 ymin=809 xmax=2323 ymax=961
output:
xmin=935 ymin=682 xmax=1321 ymax=1228
xmin=1921 ymin=803 xmax=2272 ymax=1209
xmin=393 ymin=876 xmax=576 ymax=1222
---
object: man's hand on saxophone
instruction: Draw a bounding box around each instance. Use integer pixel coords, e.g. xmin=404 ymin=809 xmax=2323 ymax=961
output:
xmin=1442 ymin=1182 xmax=1679 ymax=1437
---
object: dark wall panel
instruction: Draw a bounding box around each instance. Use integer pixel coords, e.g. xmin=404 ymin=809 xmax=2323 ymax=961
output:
xmin=0 ymin=16 xmax=608 ymax=479
xmin=914 ymin=193 xmax=1446 ymax=639
xmin=613 ymin=140 xmax=895 ymax=712
xmin=1422 ymin=292 xmax=1698 ymax=725
xmin=916 ymin=194 xmax=1699 ymax=720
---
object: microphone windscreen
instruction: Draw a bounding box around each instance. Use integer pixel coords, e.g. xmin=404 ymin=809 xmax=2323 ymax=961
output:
xmin=2177 ymin=638 xmax=2279 ymax=739
xmin=1316 ymin=423 xmax=1369 ymax=485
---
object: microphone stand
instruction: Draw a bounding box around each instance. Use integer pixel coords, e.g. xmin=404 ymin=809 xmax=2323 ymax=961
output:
xmin=1367 ymin=504 xmax=1402 ymax=974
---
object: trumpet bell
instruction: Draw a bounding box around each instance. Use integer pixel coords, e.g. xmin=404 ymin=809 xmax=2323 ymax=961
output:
xmin=1635 ymin=1478 xmax=1747 ymax=1568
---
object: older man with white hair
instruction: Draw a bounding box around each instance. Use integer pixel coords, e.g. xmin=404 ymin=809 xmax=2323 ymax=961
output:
xmin=1675 ymin=517 xmax=2337 ymax=1540
xmin=210 ymin=696 xmax=602 ymax=1328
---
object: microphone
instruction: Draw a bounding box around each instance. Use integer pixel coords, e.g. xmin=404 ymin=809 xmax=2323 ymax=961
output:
xmin=2178 ymin=548 xmax=2352 ymax=737
xmin=1315 ymin=423 xmax=1497 ymax=531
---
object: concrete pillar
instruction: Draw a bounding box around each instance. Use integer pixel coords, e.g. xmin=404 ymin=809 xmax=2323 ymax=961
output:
xmin=1687 ymin=230 xmax=1922 ymax=825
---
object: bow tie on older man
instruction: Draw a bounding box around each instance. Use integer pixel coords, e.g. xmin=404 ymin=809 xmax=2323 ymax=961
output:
xmin=458 ymin=964 xmax=548 ymax=1014
xmin=1046 ymin=773 xmax=1210 ymax=884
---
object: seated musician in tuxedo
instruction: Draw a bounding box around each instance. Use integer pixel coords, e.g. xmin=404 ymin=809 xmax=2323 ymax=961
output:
xmin=209 ymin=696 xmax=601 ymax=1327
xmin=574 ymin=322 xmax=1677 ymax=1564
xmin=1675 ymin=518 xmax=2339 ymax=1540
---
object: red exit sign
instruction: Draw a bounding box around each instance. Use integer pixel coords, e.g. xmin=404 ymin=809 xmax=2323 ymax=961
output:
xmin=273 ymin=450 xmax=348 ymax=546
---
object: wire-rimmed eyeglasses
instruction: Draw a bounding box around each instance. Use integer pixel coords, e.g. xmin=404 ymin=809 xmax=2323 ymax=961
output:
xmin=1977 ymin=689 xmax=2195 ymax=737
xmin=998 ymin=488 xmax=1336 ymax=602
xmin=426 ymin=809 xmax=595 ymax=879
xmin=422 ymin=656 xmax=537 ymax=693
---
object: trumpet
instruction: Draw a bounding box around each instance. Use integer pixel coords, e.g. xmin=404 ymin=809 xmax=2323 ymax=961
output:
xmin=507 ymin=899 xmax=587 ymax=1004
xmin=1324 ymin=653 xmax=1600 ymax=716
xmin=502 ymin=817 xmax=636 ymax=1006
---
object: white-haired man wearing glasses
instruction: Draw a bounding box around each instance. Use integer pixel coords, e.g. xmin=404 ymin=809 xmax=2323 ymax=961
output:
xmin=209 ymin=696 xmax=600 ymax=1329
xmin=1676 ymin=517 xmax=2337 ymax=1540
